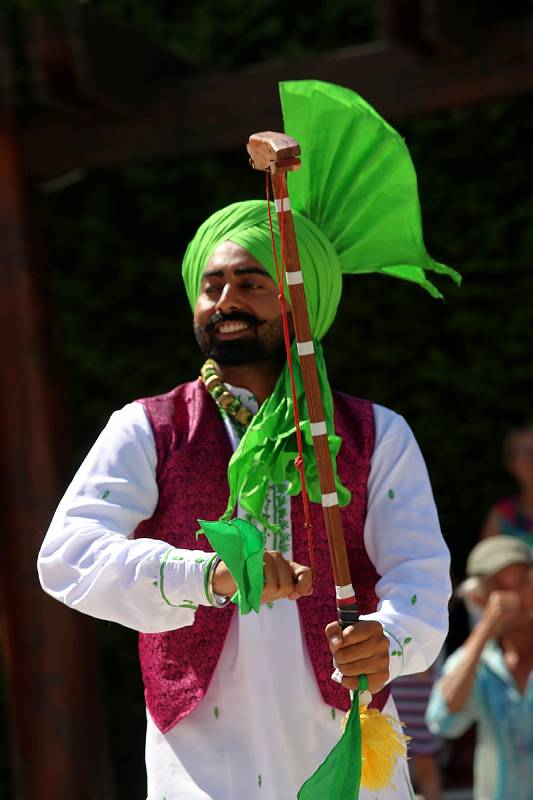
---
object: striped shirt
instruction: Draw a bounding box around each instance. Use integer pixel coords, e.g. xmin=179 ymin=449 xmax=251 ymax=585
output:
xmin=392 ymin=664 xmax=441 ymax=754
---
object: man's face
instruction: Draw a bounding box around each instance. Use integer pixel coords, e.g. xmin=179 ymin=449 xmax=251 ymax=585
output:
xmin=193 ymin=241 xmax=289 ymax=367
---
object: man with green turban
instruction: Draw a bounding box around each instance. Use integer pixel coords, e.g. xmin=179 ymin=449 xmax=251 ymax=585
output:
xmin=38 ymin=81 xmax=455 ymax=799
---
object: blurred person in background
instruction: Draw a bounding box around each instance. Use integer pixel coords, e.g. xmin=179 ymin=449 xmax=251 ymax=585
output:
xmin=426 ymin=536 xmax=533 ymax=800
xmin=480 ymin=425 xmax=533 ymax=547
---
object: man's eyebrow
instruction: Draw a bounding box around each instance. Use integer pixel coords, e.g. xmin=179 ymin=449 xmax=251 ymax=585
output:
xmin=202 ymin=269 xmax=224 ymax=279
xmin=234 ymin=267 xmax=270 ymax=277
xmin=202 ymin=266 xmax=270 ymax=279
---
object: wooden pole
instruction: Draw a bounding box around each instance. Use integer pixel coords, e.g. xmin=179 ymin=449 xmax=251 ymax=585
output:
xmin=247 ymin=132 xmax=359 ymax=629
xmin=0 ymin=109 xmax=115 ymax=800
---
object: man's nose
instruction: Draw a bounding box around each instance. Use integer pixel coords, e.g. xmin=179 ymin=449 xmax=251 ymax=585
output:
xmin=215 ymin=283 xmax=242 ymax=314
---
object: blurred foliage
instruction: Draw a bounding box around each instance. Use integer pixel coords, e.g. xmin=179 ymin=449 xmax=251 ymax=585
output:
xmin=2 ymin=1 xmax=533 ymax=799
xmin=93 ymin=0 xmax=376 ymax=65
xmin=7 ymin=0 xmax=376 ymax=66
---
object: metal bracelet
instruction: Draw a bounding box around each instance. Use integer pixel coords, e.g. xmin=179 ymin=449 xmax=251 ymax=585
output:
xmin=206 ymin=555 xmax=230 ymax=608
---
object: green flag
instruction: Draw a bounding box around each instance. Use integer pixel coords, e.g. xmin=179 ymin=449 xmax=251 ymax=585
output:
xmin=298 ymin=684 xmax=364 ymax=800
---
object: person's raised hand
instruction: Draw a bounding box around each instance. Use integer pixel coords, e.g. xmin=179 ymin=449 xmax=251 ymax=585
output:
xmin=479 ymin=590 xmax=522 ymax=639
xmin=325 ymin=620 xmax=389 ymax=694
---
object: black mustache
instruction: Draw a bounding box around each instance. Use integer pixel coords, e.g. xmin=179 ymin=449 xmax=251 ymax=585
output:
xmin=203 ymin=311 xmax=260 ymax=333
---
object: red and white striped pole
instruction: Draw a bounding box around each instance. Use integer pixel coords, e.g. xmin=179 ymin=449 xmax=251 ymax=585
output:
xmin=247 ymin=131 xmax=359 ymax=630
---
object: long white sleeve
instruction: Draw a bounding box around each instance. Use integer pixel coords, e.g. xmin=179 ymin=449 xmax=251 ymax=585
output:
xmin=38 ymin=402 xmax=216 ymax=633
xmin=360 ymin=405 xmax=451 ymax=681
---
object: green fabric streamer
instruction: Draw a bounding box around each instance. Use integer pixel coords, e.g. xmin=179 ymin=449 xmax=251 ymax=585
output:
xmin=222 ymin=339 xmax=350 ymax=526
xmin=181 ymin=79 xmax=461 ymax=528
xmin=298 ymin=679 xmax=367 ymax=800
xmin=197 ymin=517 xmax=264 ymax=614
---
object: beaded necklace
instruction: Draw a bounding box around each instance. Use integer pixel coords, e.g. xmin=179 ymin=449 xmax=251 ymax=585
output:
xmin=199 ymin=359 xmax=254 ymax=428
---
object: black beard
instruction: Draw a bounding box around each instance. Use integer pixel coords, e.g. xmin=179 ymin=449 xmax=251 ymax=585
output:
xmin=194 ymin=312 xmax=286 ymax=367
xmin=197 ymin=338 xmax=278 ymax=366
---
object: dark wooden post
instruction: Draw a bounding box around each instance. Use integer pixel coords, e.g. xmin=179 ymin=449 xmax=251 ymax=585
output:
xmin=0 ymin=106 xmax=116 ymax=798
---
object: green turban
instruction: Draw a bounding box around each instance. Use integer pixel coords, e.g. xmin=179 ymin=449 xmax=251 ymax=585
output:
xmin=182 ymin=80 xmax=460 ymax=527
xmin=183 ymin=201 xmax=341 ymax=340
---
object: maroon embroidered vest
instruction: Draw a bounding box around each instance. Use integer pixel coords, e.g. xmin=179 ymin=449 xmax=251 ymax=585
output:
xmin=135 ymin=380 xmax=389 ymax=733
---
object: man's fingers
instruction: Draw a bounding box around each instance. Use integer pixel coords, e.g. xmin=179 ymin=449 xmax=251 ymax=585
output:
xmin=326 ymin=620 xmax=378 ymax=654
xmin=334 ymin=636 xmax=389 ymax=665
xmin=325 ymin=621 xmax=344 ymax=652
xmin=262 ymin=551 xmax=297 ymax=602
xmin=261 ymin=553 xmax=314 ymax=604
xmin=485 ymin=591 xmax=523 ymax=632
xmin=327 ymin=620 xmax=389 ymax=692
xmin=288 ymin=562 xmax=313 ymax=600
xmin=342 ymin=621 xmax=383 ymax=644
xmin=334 ymin=652 xmax=389 ymax=677
xmin=262 ymin=554 xmax=279 ymax=600
xmin=490 ymin=591 xmax=521 ymax=609
xmin=270 ymin=554 xmax=294 ymax=600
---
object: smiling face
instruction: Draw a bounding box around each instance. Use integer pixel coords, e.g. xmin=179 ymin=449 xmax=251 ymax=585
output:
xmin=193 ymin=241 xmax=289 ymax=367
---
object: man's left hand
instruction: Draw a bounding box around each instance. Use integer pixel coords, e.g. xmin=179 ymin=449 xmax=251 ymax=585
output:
xmin=325 ymin=620 xmax=390 ymax=694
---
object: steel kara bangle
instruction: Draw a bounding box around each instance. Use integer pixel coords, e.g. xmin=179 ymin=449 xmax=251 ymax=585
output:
xmin=206 ymin=555 xmax=231 ymax=608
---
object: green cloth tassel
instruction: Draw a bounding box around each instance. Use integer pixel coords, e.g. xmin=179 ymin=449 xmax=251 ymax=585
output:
xmin=198 ymin=517 xmax=264 ymax=614
xmin=298 ymin=679 xmax=366 ymax=800
xmin=222 ymin=339 xmax=349 ymax=530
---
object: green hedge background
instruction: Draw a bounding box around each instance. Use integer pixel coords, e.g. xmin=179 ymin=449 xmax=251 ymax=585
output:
xmin=2 ymin=1 xmax=532 ymax=798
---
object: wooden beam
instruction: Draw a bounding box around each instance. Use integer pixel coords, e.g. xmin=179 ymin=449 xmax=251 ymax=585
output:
xmin=0 ymin=109 xmax=115 ymax=800
xmin=0 ymin=12 xmax=15 ymax=106
xmin=26 ymin=7 xmax=190 ymax=116
xmin=20 ymin=15 xmax=533 ymax=179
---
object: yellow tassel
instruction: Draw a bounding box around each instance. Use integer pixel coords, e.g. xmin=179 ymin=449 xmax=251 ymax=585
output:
xmin=341 ymin=705 xmax=410 ymax=791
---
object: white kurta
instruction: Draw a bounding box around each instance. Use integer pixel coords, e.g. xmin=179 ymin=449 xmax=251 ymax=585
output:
xmin=38 ymin=390 xmax=450 ymax=800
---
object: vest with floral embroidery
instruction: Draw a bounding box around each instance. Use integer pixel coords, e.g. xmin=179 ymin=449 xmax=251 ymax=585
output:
xmin=134 ymin=380 xmax=389 ymax=734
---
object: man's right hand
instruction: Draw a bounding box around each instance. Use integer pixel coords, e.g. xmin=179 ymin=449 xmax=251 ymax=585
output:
xmin=212 ymin=550 xmax=313 ymax=604
xmin=479 ymin=590 xmax=522 ymax=639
